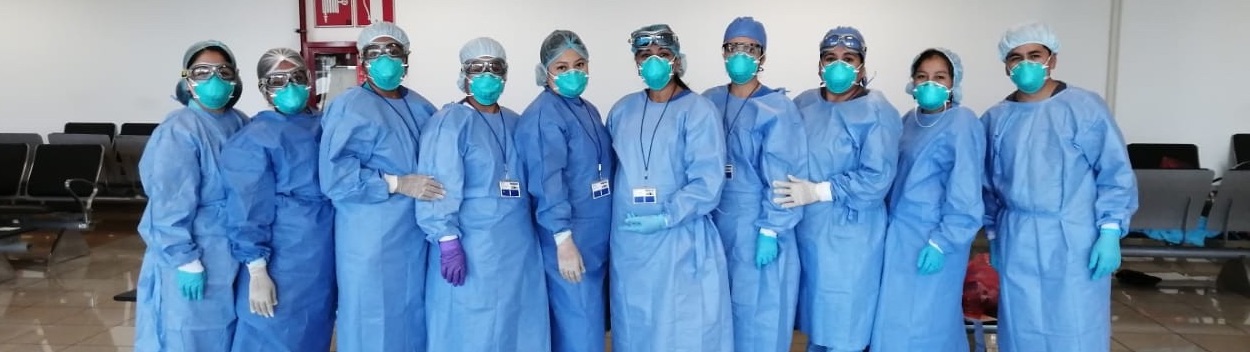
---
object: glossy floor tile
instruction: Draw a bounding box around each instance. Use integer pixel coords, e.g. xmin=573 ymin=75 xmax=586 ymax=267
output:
xmin=3 ymin=207 xmax=1250 ymax=351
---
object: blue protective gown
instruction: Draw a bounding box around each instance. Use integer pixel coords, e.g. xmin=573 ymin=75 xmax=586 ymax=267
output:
xmin=135 ymin=104 xmax=247 ymax=351
xmin=515 ymin=89 xmax=614 ymax=352
xmin=416 ymin=102 xmax=551 ymax=352
xmin=221 ymin=110 xmax=335 ymax=352
xmin=607 ymin=89 xmax=733 ymax=352
xmin=793 ymin=88 xmax=901 ymax=351
xmin=982 ymin=84 xmax=1138 ymax=352
xmin=871 ymin=106 xmax=985 ymax=352
xmin=318 ymin=86 xmax=436 ymax=352
xmin=702 ymin=84 xmax=806 ymax=352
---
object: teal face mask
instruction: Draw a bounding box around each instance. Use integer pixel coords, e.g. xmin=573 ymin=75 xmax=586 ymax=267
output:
xmin=367 ymin=56 xmax=405 ymax=91
xmin=1010 ymin=59 xmax=1048 ymax=94
xmin=821 ymin=61 xmax=859 ymax=94
xmin=724 ymin=52 xmax=759 ymax=85
xmin=552 ymin=69 xmax=588 ymax=98
xmin=913 ymin=81 xmax=951 ymax=111
xmin=639 ymin=55 xmax=674 ymax=90
xmin=469 ymin=73 xmax=505 ymax=106
xmin=272 ymin=83 xmax=310 ymax=114
xmin=191 ymin=75 xmax=235 ymax=110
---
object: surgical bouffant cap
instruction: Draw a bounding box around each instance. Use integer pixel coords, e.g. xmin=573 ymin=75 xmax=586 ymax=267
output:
xmin=183 ymin=40 xmax=236 ymax=69
xmin=820 ymin=26 xmax=866 ymax=59
xmin=256 ymin=48 xmax=308 ymax=79
xmin=535 ymin=30 xmax=589 ymax=86
xmin=724 ymin=17 xmax=767 ymax=50
xmin=905 ymin=48 xmax=965 ymax=103
xmin=998 ymin=21 xmax=1061 ymax=62
xmin=457 ymin=37 xmax=507 ymax=93
xmin=357 ymin=21 xmax=411 ymax=52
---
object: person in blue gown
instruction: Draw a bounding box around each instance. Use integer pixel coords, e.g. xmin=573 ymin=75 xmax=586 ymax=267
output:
xmin=135 ymin=40 xmax=248 ymax=351
xmin=701 ymin=17 xmax=806 ymax=352
xmin=982 ymin=21 xmax=1138 ymax=352
xmin=416 ymin=37 xmax=551 ymax=352
xmin=516 ymin=30 xmax=614 ymax=352
xmin=222 ymin=48 xmax=335 ymax=352
xmin=771 ymin=26 xmax=902 ymax=352
xmin=870 ymin=48 xmax=985 ymax=352
xmin=317 ymin=22 xmax=444 ymax=352
xmin=607 ymin=24 xmax=732 ymax=352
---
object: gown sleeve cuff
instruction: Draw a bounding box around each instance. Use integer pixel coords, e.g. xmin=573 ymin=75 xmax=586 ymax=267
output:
xmin=438 ymin=235 xmax=459 ymax=242
xmin=177 ymin=259 xmax=204 ymax=273
xmin=759 ymin=228 xmax=779 ymax=238
xmin=554 ymin=230 xmax=572 ymax=245
xmin=383 ymin=174 xmax=399 ymax=193
xmin=816 ymin=181 xmax=834 ymax=202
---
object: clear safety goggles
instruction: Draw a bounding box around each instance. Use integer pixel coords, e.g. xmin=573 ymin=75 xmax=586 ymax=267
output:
xmin=361 ymin=42 xmax=408 ymax=60
xmin=722 ymin=42 xmax=763 ymax=56
xmin=630 ymin=31 xmax=678 ymax=50
xmin=183 ymin=63 xmax=238 ymax=81
xmin=462 ymin=57 xmax=508 ymax=76
xmin=260 ymin=69 xmax=311 ymax=89
xmin=820 ymin=34 xmax=865 ymax=53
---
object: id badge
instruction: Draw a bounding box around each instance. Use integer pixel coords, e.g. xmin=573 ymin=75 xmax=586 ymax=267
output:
xmin=499 ymin=180 xmax=521 ymax=198
xmin=724 ymin=164 xmax=734 ymax=180
xmin=591 ymin=178 xmax=612 ymax=199
xmin=632 ymin=187 xmax=657 ymax=204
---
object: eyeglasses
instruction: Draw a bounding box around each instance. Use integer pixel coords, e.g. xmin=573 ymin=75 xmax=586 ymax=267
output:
xmin=260 ymin=69 xmax=311 ymax=89
xmin=183 ymin=63 xmax=237 ymax=81
xmin=462 ymin=56 xmax=508 ymax=76
xmin=630 ymin=32 xmax=679 ymax=50
xmin=361 ymin=43 xmax=408 ymax=60
xmin=820 ymin=34 xmax=865 ymax=53
xmin=722 ymin=42 xmax=763 ymax=56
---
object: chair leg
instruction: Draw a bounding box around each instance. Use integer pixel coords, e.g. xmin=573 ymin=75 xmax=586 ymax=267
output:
xmin=48 ymin=229 xmax=90 ymax=264
xmin=0 ymin=257 xmax=14 ymax=282
xmin=1217 ymin=257 xmax=1250 ymax=297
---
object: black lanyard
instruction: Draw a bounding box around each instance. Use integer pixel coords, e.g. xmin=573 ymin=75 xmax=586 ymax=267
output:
xmin=473 ymin=105 xmax=512 ymax=177
xmin=721 ymin=84 xmax=760 ymax=142
xmin=365 ymin=85 xmax=419 ymax=134
xmin=558 ymin=95 xmax=605 ymax=177
xmin=639 ymin=94 xmax=672 ymax=181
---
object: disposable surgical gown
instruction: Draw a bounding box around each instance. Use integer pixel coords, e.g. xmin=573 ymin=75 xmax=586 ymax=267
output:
xmin=318 ymin=86 xmax=437 ymax=352
xmin=135 ymin=104 xmax=247 ymax=351
xmin=793 ymin=88 xmax=901 ymax=351
xmin=516 ymin=89 xmax=614 ymax=352
xmin=222 ymin=110 xmax=335 ymax=352
xmin=607 ymin=89 xmax=733 ymax=352
xmin=982 ymin=84 xmax=1137 ymax=352
xmin=871 ymin=106 xmax=985 ymax=352
xmin=416 ymin=102 xmax=551 ymax=352
xmin=702 ymin=84 xmax=806 ymax=352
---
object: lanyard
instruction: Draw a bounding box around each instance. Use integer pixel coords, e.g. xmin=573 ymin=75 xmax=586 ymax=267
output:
xmin=558 ymin=95 xmax=605 ymax=177
xmin=364 ymin=84 xmax=419 ymax=134
xmin=721 ymin=84 xmax=759 ymax=142
xmin=639 ymin=94 xmax=671 ymax=181
xmin=473 ymin=106 xmax=512 ymax=177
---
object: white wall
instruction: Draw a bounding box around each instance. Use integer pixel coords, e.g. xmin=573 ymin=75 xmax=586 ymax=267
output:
xmin=0 ymin=0 xmax=298 ymax=134
xmin=1113 ymin=0 xmax=1250 ymax=174
xmin=16 ymin=0 xmax=1207 ymax=160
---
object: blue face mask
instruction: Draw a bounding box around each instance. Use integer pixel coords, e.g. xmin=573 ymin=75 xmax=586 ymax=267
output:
xmin=724 ymin=52 xmax=759 ymax=85
xmin=469 ymin=73 xmax=505 ymax=106
xmin=821 ymin=61 xmax=859 ymax=94
xmin=191 ymin=75 xmax=235 ymax=110
xmin=913 ymin=81 xmax=951 ymax=111
xmin=1010 ymin=59 xmax=1048 ymax=94
xmin=552 ymin=69 xmax=588 ymax=98
xmin=272 ymin=83 xmax=310 ymax=114
xmin=367 ymin=56 xmax=405 ymax=91
xmin=639 ymin=55 xmax=674 ymax=90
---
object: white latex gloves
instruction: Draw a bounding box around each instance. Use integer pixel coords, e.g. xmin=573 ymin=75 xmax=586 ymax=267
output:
xmin=247 ymin=259 xmax=277 ymax=318
xmin=385 ymin=174 xmax=446 ymax=200
xmin=555 ymin=231 xmax=585 ymax=283
xmin=772 ymin=175 xmax=833 ymax=209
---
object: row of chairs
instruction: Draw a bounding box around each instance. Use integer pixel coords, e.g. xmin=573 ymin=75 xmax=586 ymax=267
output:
xmin=0 ymin=143 xmax=105 ymax=281
xmin=0 ymin=132 xmax=150 ymax=200
xmin=64 ymin=122 xmax=158 ymax=139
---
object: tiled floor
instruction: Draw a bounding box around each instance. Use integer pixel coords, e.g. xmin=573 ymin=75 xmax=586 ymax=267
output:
xmin=2 ymin=207 xmax=1249 ymax=351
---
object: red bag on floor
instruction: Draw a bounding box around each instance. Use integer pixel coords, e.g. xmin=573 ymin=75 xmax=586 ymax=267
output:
xmin=963 ymin=253 xmax=999 ymax=320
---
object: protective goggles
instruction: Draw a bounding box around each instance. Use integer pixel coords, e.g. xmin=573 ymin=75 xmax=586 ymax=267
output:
xmin=820 ymin=34 xmax=866 ymax=53
xmin=630 ymin=31 xmax=678 ymax=50
xmin=260 ymin=69 xmax=311 ymax=89
xmin=462 ymin=57 xmax=508 ymax=76
xmin=183 ymin=63 xmax=237 ymax=81
xmin=361 ymin=42 xmax=408 ymax=60
xmin=722 ymin=42 xmax=763 ymax=56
